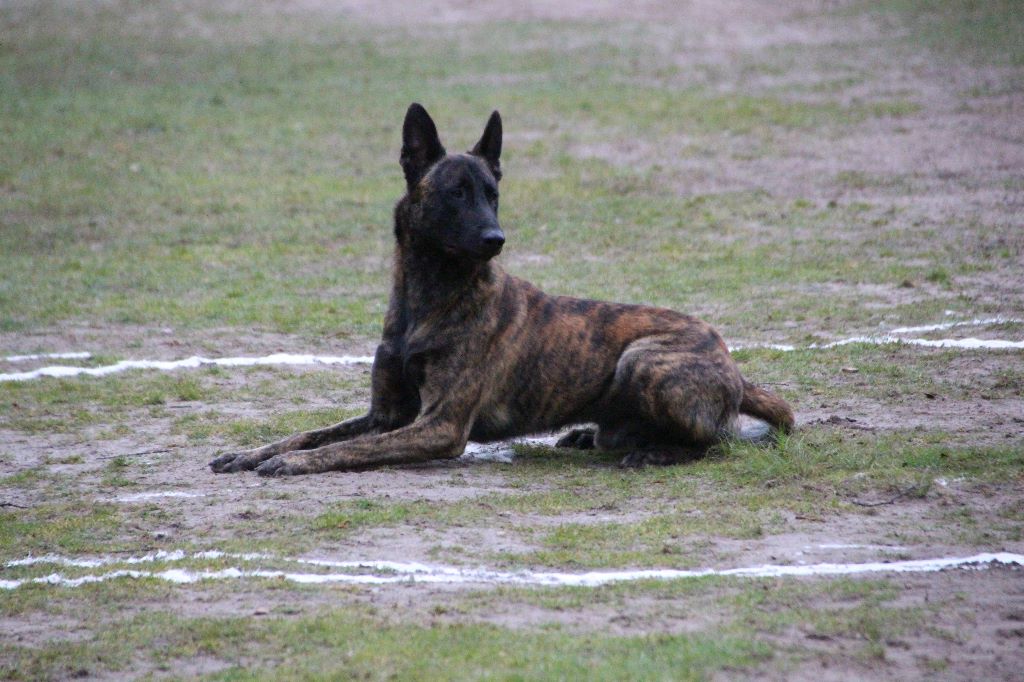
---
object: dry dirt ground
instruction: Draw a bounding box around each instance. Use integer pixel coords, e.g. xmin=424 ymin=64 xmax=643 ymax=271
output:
xmin=2 ymin=1 xmax=1023 ymax=680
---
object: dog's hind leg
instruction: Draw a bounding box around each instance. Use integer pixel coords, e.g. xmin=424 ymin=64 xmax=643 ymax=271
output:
xmin=555 ymin=423 xmax=700 ymax=465
xmin=580 ymin=421 xmax=703 ymax=467
xmin=555 ymin=427 xmax=597 ymax=449
xmin=604 ymin=335 xmax=743 ymax=468
xmin=618 ymin=446 xmax=706 ymax=467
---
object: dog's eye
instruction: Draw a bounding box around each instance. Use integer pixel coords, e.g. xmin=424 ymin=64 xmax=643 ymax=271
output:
xmin=449 ymin=187 xmax=465 ymax=200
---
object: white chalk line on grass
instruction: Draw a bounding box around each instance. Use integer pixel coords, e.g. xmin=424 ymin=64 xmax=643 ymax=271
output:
xmin=0 ymin=353 xmax=376 ymax=382
xmin=730 ymin=316 xmax=1023 ymax=352
xmin=4 ymin=549 xmax=267 ymax=569
xmin=731 ymin=335 xmax=1024 ymax=352
xmin=1 ymin=551 xmax=1021 ymax=590
xmin=2 ymin=351 xmax=92 ymax=363
xmin=808 ymin=336 xmax=1024 ymax=351
xmin=2 ymin=317 xmax=1020 ymax=383
xmin=114 ymin=491 xmax=208 ymax=503
xmin=889 ymin=317 xmax=1020 ymax=334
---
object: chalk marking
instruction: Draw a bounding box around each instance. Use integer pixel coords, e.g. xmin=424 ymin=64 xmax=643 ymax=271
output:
xmin=3 ymin=317 xmax=1020 ymax=382
xmin=2 ymin=351 xmax=92 ymax=363
xmin=889 ymin=316 xmax=1020 ymax=334
xmin=2 ymin=552 xmax=1020 ymax=590
xmin=730 ymin=342 xmax=798 ymax=352
xmin=731 ymin=316 xmax=1023 ymax=352
xmin=0 ymin=353 xmax=376 ymax=382
xmin=114 ymin=491 xmax=208 ymax=503
xmin=814 ymin=543 xmax=908 ymax=551
xmin=810 ymin=336 xmax=1024 ymax=351
xmin=4 ymin=550 xmax=268 ymax=569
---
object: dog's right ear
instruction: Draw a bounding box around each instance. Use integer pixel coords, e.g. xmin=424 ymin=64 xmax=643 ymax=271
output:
xmin=400 ymin=103 xmax=446 ymax=191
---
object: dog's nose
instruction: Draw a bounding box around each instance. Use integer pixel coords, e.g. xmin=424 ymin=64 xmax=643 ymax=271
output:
xmin=481 ymin=229 xmax=505 ymax=249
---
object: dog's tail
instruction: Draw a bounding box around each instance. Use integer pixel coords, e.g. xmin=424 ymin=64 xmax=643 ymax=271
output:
xmin=737 ymin=378 xmax=794 ymax=441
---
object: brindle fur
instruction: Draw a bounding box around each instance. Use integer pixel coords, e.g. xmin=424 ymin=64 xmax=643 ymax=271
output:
xmin=210 ymin=103 xmax=794 ymax=476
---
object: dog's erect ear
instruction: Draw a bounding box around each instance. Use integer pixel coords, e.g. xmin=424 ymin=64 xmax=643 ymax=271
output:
xmin=401 ymin=103 xmax=446 ymax=190
xmin=470 ymin=110 xmax=502 ymax=181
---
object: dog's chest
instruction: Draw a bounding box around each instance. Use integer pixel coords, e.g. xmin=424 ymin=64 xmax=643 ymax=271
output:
xmin=469 ymin=402 xmax=517 ymax=441
xmin=479 ymin=402 xmax=512 ymax=428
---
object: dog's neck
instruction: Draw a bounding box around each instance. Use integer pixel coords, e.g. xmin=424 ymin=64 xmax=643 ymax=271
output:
xmin=393 ymin=239 xmax=494 ymax=311
xmin=382 ymin=244 xmax=496 ymax=350
xmin=387 ymin=195 xmax=500 ymax=339
xmin=383 ymin=233 xmax=498 ymax=346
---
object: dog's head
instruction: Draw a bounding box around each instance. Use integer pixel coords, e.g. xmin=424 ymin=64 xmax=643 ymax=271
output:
xmin=399 ymin=103 xmax=504 ymax=261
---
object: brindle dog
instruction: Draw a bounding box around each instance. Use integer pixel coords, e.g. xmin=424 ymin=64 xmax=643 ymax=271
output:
xmin=210 ymin=103 xmax=794 ymax=476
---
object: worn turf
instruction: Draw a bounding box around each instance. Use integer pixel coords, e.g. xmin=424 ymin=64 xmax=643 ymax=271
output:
xmin=1 ymin=1 xmax=1022 ymax=679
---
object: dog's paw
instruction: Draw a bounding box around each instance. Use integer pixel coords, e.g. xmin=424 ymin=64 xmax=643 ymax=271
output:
xmin=619 ymin=446 xmax=708 ymax=468
xmin=618 ymin=449 xmax=691 ymax=468
xmin=618 ymin=451 xmax=650 ymax=468
xmin=210 ymin=450 xmax=266 ymax=473
xmin=556 ymin=428 xmax=596 ymax=450
xmin=255 ymin=452 xmax=315 ymax=477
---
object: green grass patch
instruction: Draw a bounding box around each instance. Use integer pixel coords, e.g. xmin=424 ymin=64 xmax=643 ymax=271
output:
xmin=731 ymin=576 xmax=933 ymax=661
xmin=0 ymin=373 xmax=215 ymax=434
xmin=0 ymin=606 xmax=770 ymax=681
xmin=312 ymin=498 xmax=422 ymax=532
xmin=733 ymin=343 xmax=1017 ymax=403
xmin=865 ymin=0 xmax=1024 ymax=66
xmin=179 ymin=406 xmax=363 ymax=447
xmin=299 ymin=426 xmax=1022 ymax=568
xmin=0 ymin=571 xmax=953 ymax=679
xmin=0 ymin=503 xmax=125 ymax=556
xmin=0 ymin=468 xmax=46 ymax=487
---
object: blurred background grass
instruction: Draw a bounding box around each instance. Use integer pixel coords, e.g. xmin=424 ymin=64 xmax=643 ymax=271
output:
xmin=1 ymin=0 xmax=1020 ymax=340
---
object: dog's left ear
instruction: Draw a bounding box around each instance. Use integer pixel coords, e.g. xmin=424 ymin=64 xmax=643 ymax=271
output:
xmin=470 ymin=110 xmax=502 ymax=182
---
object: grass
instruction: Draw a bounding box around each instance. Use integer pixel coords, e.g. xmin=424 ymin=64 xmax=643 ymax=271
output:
xmin=1 ymin=0 xmax=1022 ymax=679
xmin=1 ymin=366 xmax=366 ymax=436
xmin=0 ymin=503 xmax=125 ymax=556
xmin=868 ymin=0 xmax=1024 ymax=66
xmin=0 ymin=570 xmax=967 ymax=680
xmin=0 ymin=603 xmax=770 ymax=681
xmin=298 ymin=427 xmax=1022 ymax=568
xmin=3 ymin=343 xmax=1022 ymax=567
xmin=176 ymin=405 xmax=364 ymax=447
xmin=2 ymin=3 xmax=1017 ymax=337
xmin=312 ymin=498 xmax=422 ymax=532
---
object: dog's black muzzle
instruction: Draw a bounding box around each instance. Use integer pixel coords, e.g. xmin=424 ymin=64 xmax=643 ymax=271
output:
xmin=478 ymin=227 xmax=505 ymax=258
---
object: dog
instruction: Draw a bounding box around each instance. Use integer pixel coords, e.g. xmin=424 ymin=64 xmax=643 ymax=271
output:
xmin=210 ymin=103 xmax=794 ymax=476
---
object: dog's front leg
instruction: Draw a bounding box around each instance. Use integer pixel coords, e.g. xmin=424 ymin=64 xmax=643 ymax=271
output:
xmin=253 ymin=413 xmax=471 ymax=476
xmin=254 ymin=360 xmax=484 ymax=476
xmin=210 ymin=342 xmax=417 ymax=473
xmin=209 ymin=414 xmax=378 ymax=473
